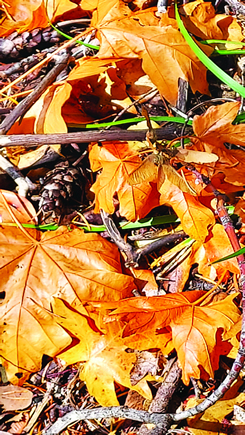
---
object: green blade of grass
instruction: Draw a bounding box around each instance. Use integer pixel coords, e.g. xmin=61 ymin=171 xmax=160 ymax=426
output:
xmin=213 ymin=49 xmax=245 ymax=55
xmin=175 ymin=2 xmax=245 ymax=98
xmin=68 ymin=115 xmax=193 ymax=130
xmin=201 ymin=39 xmax=245 ymax=46
xmin=45 ymin=0 xmax=100 ymax=50
xmin=211 ymin=246 xmax=245 ymax=264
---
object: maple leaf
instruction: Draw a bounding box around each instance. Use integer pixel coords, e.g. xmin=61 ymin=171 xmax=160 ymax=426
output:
xmin=79 ymin=1 xmax=211 ymax=104
xmin=192 ymin=101 xmax=245 ymax=148
xmin=192 ymin=224 xmax=240 ymax=279
xmin=0 ymin=0 xmax=80 ymax=37
xmin=52 ymin=298 xmax=152 ymax=406
xmin=89 ymin=142 xmax=160 ymax=221
xmin=159 ymin=177 xmax=215 ymax=241
xmin=108 ymin=290 xmax=241 ymax=384
xmin=181 ymin=0 xmax=244 ymax=44
xmin=191 ymin=102 xmax=245 ymax=186
xmin=0 ymin=191 xmax=135 ymax=383
xmin=0 ymin=1 xmax=48 ymax=37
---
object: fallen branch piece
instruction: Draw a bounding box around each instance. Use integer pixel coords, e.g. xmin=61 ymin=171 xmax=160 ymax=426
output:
xmin=0 ymin=124 xmax=192 ymax=148
xmin=43 ymin=406 xmax=174 ymax=435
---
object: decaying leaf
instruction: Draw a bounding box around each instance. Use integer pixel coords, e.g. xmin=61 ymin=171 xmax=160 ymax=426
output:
xmin=78 ymin=0 xmax=211 ymax=104
xmin=192 ymin=102 xmax=245 ymax=148
xmin=0 ymin=384 xmax=33 ymax=411
xmin=182 ymin=0 xmax=244 ymax=45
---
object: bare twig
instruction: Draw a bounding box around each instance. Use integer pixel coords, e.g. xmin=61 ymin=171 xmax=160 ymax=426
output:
xmin=0 ymin=154 xmax=33 ymax=196
xmin=138 ymin=360 xmax=182 ymax=435
xmin=0 ymin=124 xmax=193 ymax=148
xmin=0 ymin=51 xmax=71 ymax=135
xmin=225 ymin=0 xmax=245 ymax=15
xmin=42 ymin=406 xmax=174 ymax=435
xmin=100 ymin=210 xmax=137 ymax=267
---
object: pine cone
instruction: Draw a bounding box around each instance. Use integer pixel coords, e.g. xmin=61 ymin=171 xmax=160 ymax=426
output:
xmin=38 ymin=161 xmax=84 ymax=221
xmin=0 ymin=27 xmax=63 ymax=61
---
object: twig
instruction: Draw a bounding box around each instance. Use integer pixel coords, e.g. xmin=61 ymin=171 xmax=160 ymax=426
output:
xmin=110 ymin=87 xmax=158 ymax=125
xmin=100 ymin=210 xmax=137 ymax=267
xmin=42 ymin=406 xmax=174 ymax=435
xmin=225 ymin=0 xmax=245 ymax=15
xmin=0 ymin=154 xmax=33 ymax=196
xmin=0 ymin=51 xmax=71 ymax=135
xmin=138 ymin=360 xmax=182 ymax=435
xmin=0 ymin=124 xmax=193 ymax=148
xmin=133 ymin=231 xmax=186 ymax=265
xmin=169 ymin=175 xmax=245 ymax=421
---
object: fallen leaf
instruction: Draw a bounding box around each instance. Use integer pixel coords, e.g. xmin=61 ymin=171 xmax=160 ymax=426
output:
xmin=53 ymin=298 xmax=152 ymax=406
xmin=0 ymin=385 xmax=32 ymax=411
xmin=89 ymin=142 xmax=160 ymax=221
xmin=182 ymin=0 xmax=244 ymax=45
xmin=176 ymin=148 xmax=218 ymax=164
xmin=8 ymin=82 xmax=72 ymax=167
xmin=192 ymin=101 xmax=245 ymax=148
xmin=159 ymin=177 xmax=215 ymax=241
xmin=192 ymin=224 xmax=240 ymax=278
xmin=0 ymin=190 xmax=135 ymax=382
xmin=0 ymin=1 xmax=48 ymax=37
xmin=187 ymin=378 xmax=245 ymax=435
xmin=108 ymin=290 xmax=241 ymax=384
xmin=80 ymin=1 xmax=211 ymax=104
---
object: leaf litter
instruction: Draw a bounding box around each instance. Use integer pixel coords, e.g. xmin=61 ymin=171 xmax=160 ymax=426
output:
xmin=1 ymin=0 xmax=245 ymax=434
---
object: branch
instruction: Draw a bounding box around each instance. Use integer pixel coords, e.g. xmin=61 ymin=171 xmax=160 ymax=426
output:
xmin=42 ymin=406 xmax=174 ymax=435
xmin=0 ymin=51 xmax=71 ymax=135
xmin=0 ymin=124 xmax=192 ymax=148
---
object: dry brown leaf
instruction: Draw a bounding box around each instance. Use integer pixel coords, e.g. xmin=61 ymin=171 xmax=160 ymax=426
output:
xmin=0 ymin=190 xmax=135 ymax=383
xmin=0 ymin=0 xmax=81 ymax=37
xmin=0 ymin=385 xmax=32 ymax=411
xmin=89 ymin=142 xmax=160 ymax=221
xmin=192 ymin=224 xmax=240 ymax=279
xmin=192 ymin=101 xmax=245 ymax=148
xmin=8 ymin=82 xmax=72 ymax=167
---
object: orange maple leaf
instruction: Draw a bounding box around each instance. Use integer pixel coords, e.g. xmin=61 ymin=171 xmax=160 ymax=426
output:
xmin=0 ymin=190 xmax=135 ymax=383
xmin=79 ymin=0 xmax=211 ymax=104
xmin=0 ymin=0 xmax=82 ymax=37
xmin=52 ymin=298 xmax=152 ymax=406
xmin=159 ymin=177 xmax=215 ymax=241
xmin=191 ymin=102 xmax=245 ymax=187
xmin=108 ymin=290 xmax=241 ymax=384
xmin=89 ymin=142 xmax=160 ymax=221
xmin=181 ymin=0 xmax=244 ymax=44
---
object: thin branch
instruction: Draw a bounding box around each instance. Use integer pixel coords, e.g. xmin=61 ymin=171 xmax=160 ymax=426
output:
xmin=0 ymin=51 xmax=71 ymax=135
xmin=42 ymin=406 xmax=174 ymax=435
xmin=0 ymin=124 xmax=193 ymax=148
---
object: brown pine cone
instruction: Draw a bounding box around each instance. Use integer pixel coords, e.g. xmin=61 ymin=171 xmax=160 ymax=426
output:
xmin=0 ymin=27 xmax=63 ymax=61
xmin=38 ymin=161 xmax=84 ymax=221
